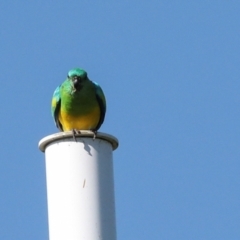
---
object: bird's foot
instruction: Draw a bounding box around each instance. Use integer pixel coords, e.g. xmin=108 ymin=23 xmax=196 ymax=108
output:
xmin=91 ymin=130 xmax=97 ymax=140
xmin=72 ymin=129 xmax=81 ymax=142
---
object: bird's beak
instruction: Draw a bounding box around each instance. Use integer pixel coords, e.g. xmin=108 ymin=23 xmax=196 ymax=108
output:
xmin=73 ymin=78 xmax=78 ymax=87
xmin=72 ymin=77 xmax=82 ymax=91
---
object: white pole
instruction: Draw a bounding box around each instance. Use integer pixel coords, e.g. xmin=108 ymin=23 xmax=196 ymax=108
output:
xmin=38 ymin=131 xmax=118 ymax=240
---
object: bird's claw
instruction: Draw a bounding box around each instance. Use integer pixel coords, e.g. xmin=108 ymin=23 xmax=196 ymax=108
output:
xmin=92 ymin=130 xmax=97 ymax=140
xmin=72 ymin=129 xmax=97 ymax=141
xmin=72 ymin=129 xmax=81 ymax=142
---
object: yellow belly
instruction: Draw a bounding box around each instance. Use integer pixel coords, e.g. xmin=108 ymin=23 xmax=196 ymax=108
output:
xmin=59 ymin=107 xmax=100 ymax=131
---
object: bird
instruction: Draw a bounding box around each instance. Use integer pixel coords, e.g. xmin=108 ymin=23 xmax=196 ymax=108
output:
xmin=51 ymin=68 xmax=106 ymax=140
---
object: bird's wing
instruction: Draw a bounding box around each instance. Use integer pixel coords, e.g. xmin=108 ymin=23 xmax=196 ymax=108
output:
xmin=51 ymin=85 xmax=63 ymax=131
xmin=93 ymin=81 xmax=106 ymax=131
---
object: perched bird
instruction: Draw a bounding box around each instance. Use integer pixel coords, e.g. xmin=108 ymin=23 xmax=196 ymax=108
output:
xmin=51 ymin=68 xmax=106 ymax=139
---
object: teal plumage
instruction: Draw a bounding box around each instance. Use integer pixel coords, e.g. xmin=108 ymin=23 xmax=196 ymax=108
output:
xmin=51 ymin=68 xmax=106 ymax=133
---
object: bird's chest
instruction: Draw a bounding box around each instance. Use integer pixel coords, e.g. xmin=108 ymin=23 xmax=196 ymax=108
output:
xmin=62 ymin=90 xmax=97 ymax=115
xmin=59 ymin=91 xmax=100 ymax=131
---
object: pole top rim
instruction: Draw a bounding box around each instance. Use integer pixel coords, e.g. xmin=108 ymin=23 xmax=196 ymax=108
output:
xmin=38 ymin=131 xmax=119 ymax=152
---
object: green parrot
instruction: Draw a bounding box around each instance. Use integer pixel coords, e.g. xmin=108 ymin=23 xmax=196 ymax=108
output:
xmin=51 ymin=68 xmax=106 ymax=139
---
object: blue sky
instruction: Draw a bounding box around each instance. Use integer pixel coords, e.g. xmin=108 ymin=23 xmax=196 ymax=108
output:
xmin=0 ymin=1 xmax=240 ymax=239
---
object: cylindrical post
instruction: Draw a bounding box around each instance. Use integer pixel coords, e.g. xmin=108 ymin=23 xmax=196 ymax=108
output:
xmin=38 ymin=131 xmax=118 ymax=240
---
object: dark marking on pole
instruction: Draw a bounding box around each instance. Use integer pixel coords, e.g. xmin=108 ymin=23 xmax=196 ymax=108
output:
xmin=83 ymin=179 xmax=86 ymax=188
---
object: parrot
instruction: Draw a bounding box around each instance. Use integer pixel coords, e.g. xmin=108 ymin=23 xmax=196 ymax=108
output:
xmin=51 ymin=68 xmax=106 ymax=140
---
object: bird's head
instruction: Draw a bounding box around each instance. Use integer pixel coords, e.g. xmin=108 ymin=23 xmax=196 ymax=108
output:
xmin=67 ymin=68 xmax=88 ymax=92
